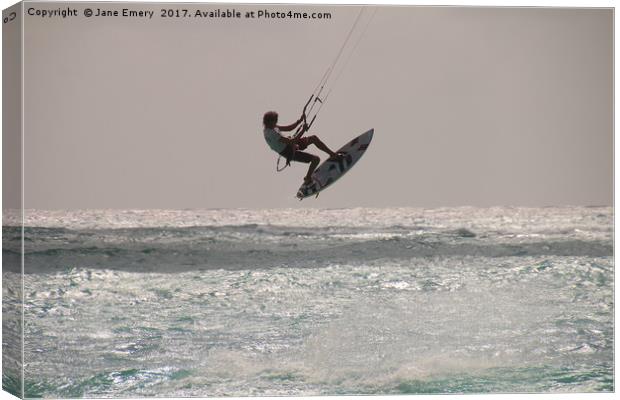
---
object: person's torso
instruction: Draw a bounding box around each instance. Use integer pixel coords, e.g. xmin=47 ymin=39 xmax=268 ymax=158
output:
xmin=263 ymin=127 xmax=287 ymax=153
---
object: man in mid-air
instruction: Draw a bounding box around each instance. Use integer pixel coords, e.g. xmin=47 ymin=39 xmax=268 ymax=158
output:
xmin=263 ymin=110 xmax=343 ymax=186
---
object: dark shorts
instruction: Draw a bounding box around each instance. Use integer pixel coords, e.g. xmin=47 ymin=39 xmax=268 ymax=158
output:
xmin=279 ymin=143 xmax=315 ymax=164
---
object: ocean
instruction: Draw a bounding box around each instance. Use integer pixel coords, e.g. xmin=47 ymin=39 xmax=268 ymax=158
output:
xmin=2 ymin=207 xmax=614 ymax=397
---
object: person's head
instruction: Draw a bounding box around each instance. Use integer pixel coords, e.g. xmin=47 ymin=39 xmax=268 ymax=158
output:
xmin=263 ymin=111 xmax=278 ymax=128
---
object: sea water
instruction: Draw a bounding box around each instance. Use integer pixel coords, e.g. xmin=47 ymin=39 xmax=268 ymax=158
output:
xmin=2 ymin=207 xmax=613 ymax=396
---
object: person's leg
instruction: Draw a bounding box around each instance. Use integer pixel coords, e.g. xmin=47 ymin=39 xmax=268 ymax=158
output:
xmin=293 ymin=151 xmax=320 ymax=184
xmin=304 ymin=135 xmax=338 ymax=157
xmin=279 ymin=145 xmax=295 ymax=164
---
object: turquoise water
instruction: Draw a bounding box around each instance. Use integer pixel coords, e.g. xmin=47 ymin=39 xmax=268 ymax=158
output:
xmin=2 ymin=207 xmax=613 ymax=396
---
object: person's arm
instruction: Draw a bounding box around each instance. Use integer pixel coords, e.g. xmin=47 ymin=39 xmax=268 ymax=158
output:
xmin=277 ymin=117 xmax=303 ymax=132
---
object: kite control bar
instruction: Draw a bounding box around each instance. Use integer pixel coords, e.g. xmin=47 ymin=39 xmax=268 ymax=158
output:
xmin=294 ymin=94 xmax=323 ymax=138
xmin=293 ymin=94 xmax=313 ymax=138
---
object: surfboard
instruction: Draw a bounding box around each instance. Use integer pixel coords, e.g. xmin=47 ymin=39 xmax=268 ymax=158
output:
xmin=296 ymin=129 xmax=374 ymax=200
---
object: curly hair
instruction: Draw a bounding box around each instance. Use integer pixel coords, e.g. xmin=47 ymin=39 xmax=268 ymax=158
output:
xmin=263 ymin=111 xmax=278 ymax=128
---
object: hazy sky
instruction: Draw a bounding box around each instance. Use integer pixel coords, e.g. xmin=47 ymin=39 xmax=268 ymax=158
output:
xmin=9 ymin=2 xmax=614 ymax=209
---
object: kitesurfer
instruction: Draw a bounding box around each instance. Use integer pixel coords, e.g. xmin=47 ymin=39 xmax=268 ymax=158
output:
xmin=263 ymin=111 xmax=343 ymax=185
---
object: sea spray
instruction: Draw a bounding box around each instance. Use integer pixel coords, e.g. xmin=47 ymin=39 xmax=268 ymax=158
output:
xmin=4 ymin=207 xmax=613 ymax=396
